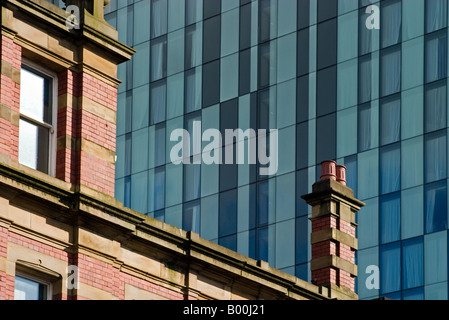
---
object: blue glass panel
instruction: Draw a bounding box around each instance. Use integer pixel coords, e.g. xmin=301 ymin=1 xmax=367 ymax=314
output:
xmin=380 ymin=143 xmax=400 ymax=194
xmin=380 ymin=242 xmax=401 ymax=294
xmin=380 ymin=193 xmax=400 ymax=244
xmin=402 ymin=237 xmax=424 ymax=290
xmin=424 ymin=180 xmax=448 ymax=234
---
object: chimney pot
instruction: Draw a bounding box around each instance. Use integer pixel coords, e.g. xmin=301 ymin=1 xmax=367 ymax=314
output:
xmin=336 ymin=165 xmax=347 ymax=186
xmin=320 ymin=160 xmax=337 ymax=181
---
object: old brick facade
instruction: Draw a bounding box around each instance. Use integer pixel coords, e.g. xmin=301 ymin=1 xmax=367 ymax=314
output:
xmin=0 ymin=0 xmax=363 ymax=301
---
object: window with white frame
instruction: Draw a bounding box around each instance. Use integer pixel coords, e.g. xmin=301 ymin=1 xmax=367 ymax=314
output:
xmin=18 ymin=63 xmax=57 ymax=175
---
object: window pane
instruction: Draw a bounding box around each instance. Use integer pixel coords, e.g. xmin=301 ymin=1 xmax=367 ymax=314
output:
xmin=358 ymin=55 xmax=372 ymax=104
xmin=183 ymin=200 xmax=200 ymax=233
xmin=151 ymin=36 xmax=167 ymax=81
xmin=380 ymin=242 xmax=401 ymax=294
xmin=20 ymin=68 xmax=51 ymax=124
xmin=150 ymin=80 xmax=166 ymax=124
xmin=425 ymin=180 xmax=448 ymax=234
xmin=402 ymin=237 xmax=423 ymax=290
xmin=380 ymin=193 xmax=401 ymax=244
xmin=380 ymin=97 xmax=401 ymax=145
xmin=380 ymin=143 xmax=401 ymax=195
xmin=381 ymin=0 xmax=402 ymax=48
xmin=424 ymin=231 xmax=448 ymax=285
xmin=426 ymin=0 xmax=448 ymax=33
xmin=14 ymin=276 xmax=47 ymax=300
xmin=425 ymin=81 xmax=447 ymax=133
xmin=425 ymin=31 xmax=448 ymax=83
xmin=219 ymin=189 xmax=237 ymax=237
xmin=18 ymin=119 xmax=49 ymax=174
xmin=425 ymin=130 xmax=447 ymax=183
xmin=154 ymin=167 xmax=165 ymax=211
xmin=185 ymin=24 xmax=202 ymax=69
xmin=401 ymin=187 xmax=424 ymax=239
xmin=381 ymin=47 xmax=401 ymax=97
xmin=185 ymin=67 xmax=202 ymax=113
xmin=151 ymin=0 xmax=167 ymax=38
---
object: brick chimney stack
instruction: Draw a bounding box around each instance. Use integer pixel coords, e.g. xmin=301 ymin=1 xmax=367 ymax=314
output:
xmin=302 ymin=161 xmax=365 ymax=300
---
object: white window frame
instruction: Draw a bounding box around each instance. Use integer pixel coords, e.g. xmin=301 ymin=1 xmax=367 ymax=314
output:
xmin=19 ymin=58 xmax=58 ymax=177
xmin=14 ymin=272 xmax=52 ymax=301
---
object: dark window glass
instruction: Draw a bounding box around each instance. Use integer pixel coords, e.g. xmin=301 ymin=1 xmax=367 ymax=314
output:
xmin=380 ymin=192 xmax=401 ymax=244
xmin=150 ymin=80 xmax=167 ymax=124
xmin=402 ymin=237 xmax=424 ymax=290
xmin=257 ymin=181 xmax=269 ymax=226
xmin=185 ymin=24 xmax=201 ymax=70
xmin=239 ymin=49 xmax=251 ymax=95
xmin=202 ymin=60 xmax=220 ymax=107
xmin=316 ymin=66 xmax=337 ymax=117
xmin=204 ymin=0 xmax=221 ymax=19
xmin=151 ymin=36 xmax=167 ymax=81
xmin=219 ymin=189 xmax=237 ymax=237
xmin=258 ymin=89 xmax=270 ymax=130
xmin=358 ymin=54 xmax=372 ymax=104
xmin=297 ymin=75 xmax=309 ymax=123
xmin=381 ymin=0 xmax=402 ymax=48
xmin=317 ymin=0 xmax=337 ymax=22
xmin=380 ymin=143 xmax=401 ymax=195
xmin=426 ymin=0 xmax=448 ymax=33
xmin=259 ymin=0 xmax=271 ymax=42
xmin=259 ymin=42 xmax=271 ymax=89
xmin=154 ymin=167 xmax=165 ymax=210
xmin=425 ymin=180 xmax=448 ymax=234
xmin=425 ymin=80 xmax=447 ymax=133
xmin=296 ymin=170 xmax=309 ymax=217
xmin=381 ymin=46 xmax=401 ymax=97
xmin=155 ymin=123 xmax=166 ymax=167
xmin=296 ymin=122 xmax=308 ymax=170
xmin=317 ymin=18 xmax=337 ymax=70
xmin=380 ymin=95 xmax=401 ymax=145
xmin=359 ymin=7 xmax=372 ymax=55
xmin=220 ymin=99 xmax=238 ymax=192
xmin=358 ymin=103 xmax=372 ymax=152
xmin=425 ymin=30 xmax=448 ymax=83
xmin=345 ymin=155 xmax=358 ymax=196
xmin=184 ymin=164 xmax=201 ymax=201
xmin=219 ymin=234 xmax=237 ymax=251
xmin=316 ymin=113 xmax=336 ymax=164
xmin=425 ymin=130 xmax=447 ymax=183
xmin=298 ymin=0 xmax=310 ymax=30
xmin=297 ymin=28 xmax=309 ymax=76
xmin=257 ymin=227 xmax=268 ymax=262
xmin=203 ymin=16 xmax=221 ymax=63
xmin=183 ymin=200 xmax=200 ymax=233
xmin=380 ymin=242 xmax=401 ymax=294
xmin=240 ymin=3 xmax=252 ymax=50
xmin=151 ymin=0 xmax=168 ymax=38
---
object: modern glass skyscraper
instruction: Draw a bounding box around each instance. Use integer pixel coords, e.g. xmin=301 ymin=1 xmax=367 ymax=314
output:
xmin=102 ymin=0 xmax=449 ymax=300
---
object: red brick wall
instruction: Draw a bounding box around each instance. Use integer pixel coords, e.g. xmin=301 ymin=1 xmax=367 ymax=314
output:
xmin=311 ymin=213 xmax=356 ymax=291
xmin=1 ymin=229 xmax=186 ymax=300
xmin=75 ymin=253 xmax=184 ymax=300
xmin=56 ymin=70 xmax=117 ymax=196
xmin=0 ymin=35 xmax=21 ymax=161
xmin=78 ymin=73 xmax=117 ymax=196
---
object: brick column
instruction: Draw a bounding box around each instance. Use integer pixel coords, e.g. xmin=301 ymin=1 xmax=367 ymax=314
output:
xmin=56 ymin=70 xmax=117 ymax=196
xmin=0 ymin=225 xmax=14 ymax=300
xmin=302 ymin=161 xmax=365 ymax=300
xmin=0 ymin=32 xmax=21 ymax=162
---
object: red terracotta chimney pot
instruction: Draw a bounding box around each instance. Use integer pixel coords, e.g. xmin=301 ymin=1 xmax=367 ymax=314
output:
xmin=336 ymin=165 xmax=347 ymax=186
xmin=320 ymin=160 xmax=337 ymax=181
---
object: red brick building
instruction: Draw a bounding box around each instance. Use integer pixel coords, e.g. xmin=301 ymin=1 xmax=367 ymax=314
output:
xmin=0 ymin=0 xmax=363 ymax=300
